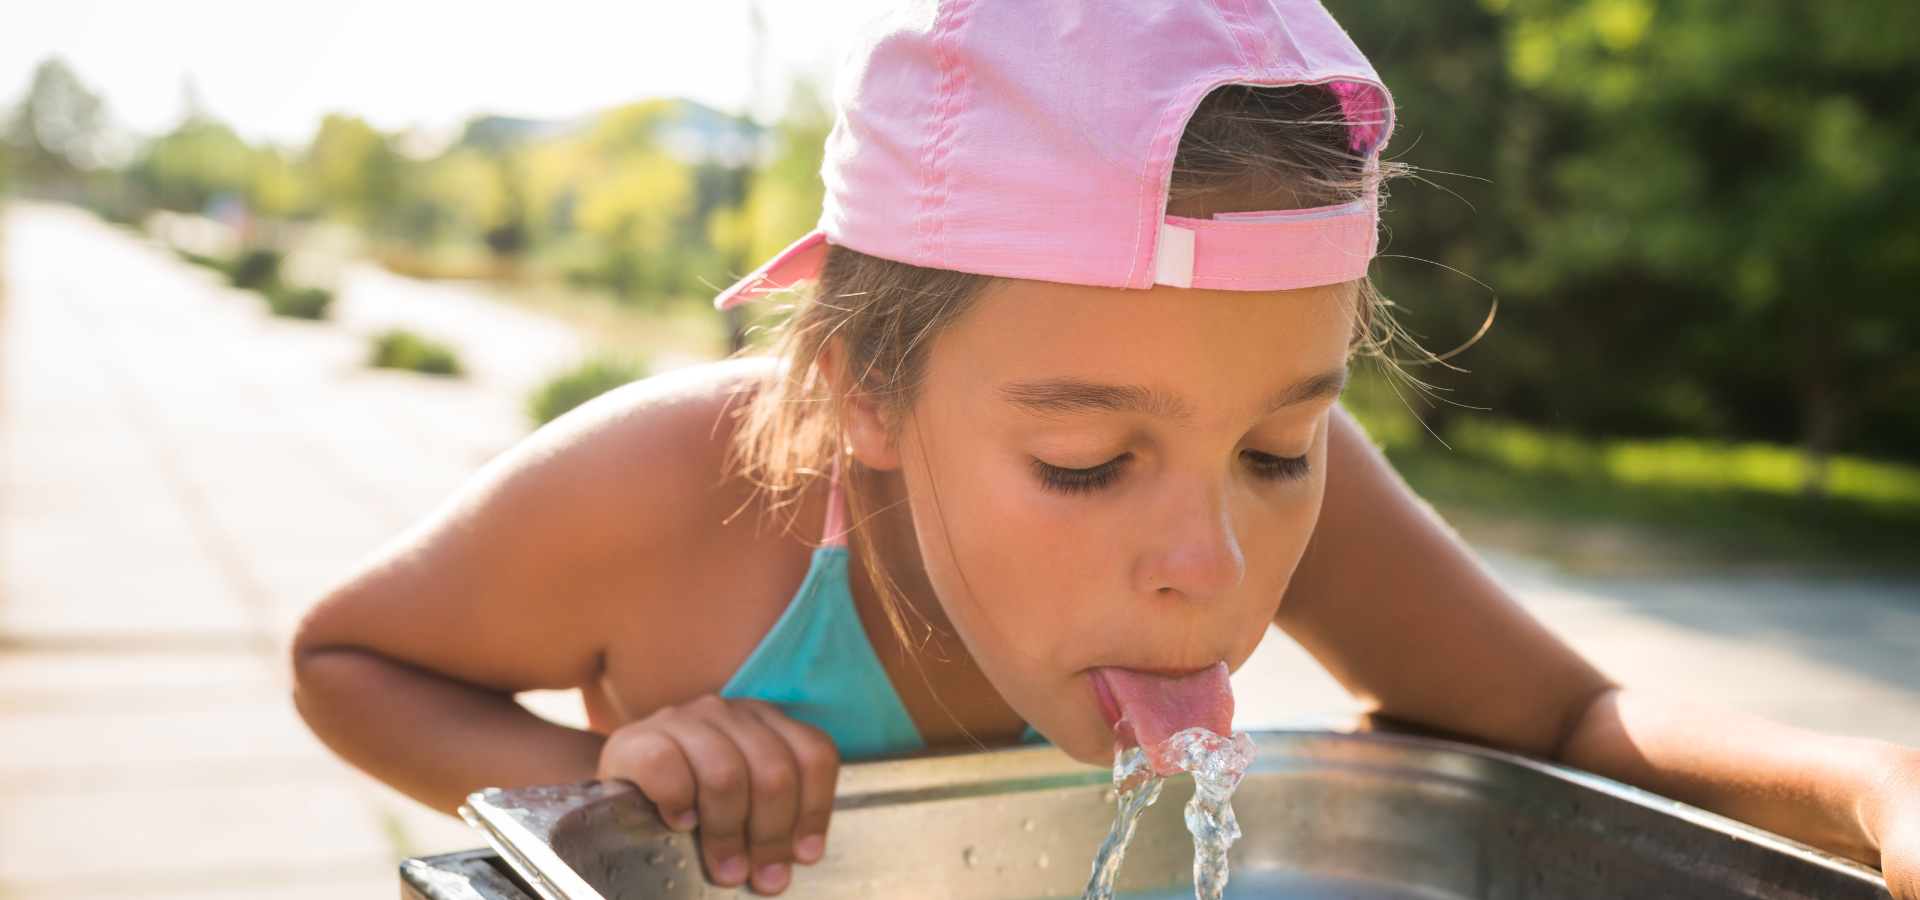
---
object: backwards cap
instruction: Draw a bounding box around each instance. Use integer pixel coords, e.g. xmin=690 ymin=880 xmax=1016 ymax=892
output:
xmin=715 ymin=0 xmax=1393 ymax=309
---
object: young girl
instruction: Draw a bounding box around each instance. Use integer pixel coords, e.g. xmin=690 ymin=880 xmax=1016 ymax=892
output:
xmin=292 ymin=1 xmax=1920 ymax=896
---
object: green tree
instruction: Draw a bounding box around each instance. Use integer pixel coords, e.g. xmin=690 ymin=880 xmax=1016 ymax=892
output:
xmin=128 ymin=120 xmax=256 ymax=212
xmin=3 ymin=58 xmax=107 ymax=190
xmin=711 ymin=82 xmax=831 ymax=275
xmin=307 ymin=114 xmax=409 ymax=239
xmin=523 ymin=101 xmax=700 ymax=298
xmin=1329 ymin=0 xmax=1920 ymax=497
xmin=1489 ymin=0 xmax=1920 ymax=494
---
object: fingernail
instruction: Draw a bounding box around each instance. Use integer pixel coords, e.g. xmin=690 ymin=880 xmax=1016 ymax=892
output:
xmin=718 ymin=856 xmax=748 ymax=885
xmin=795 ymin=834 xmax=825 ymax=863
xmin=672 ymin=809 xmax=698 ymax=830
xmin=757 ymin=863 xmax=790 ymax=892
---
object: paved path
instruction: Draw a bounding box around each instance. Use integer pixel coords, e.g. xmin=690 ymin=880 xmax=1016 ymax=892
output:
xmin=1235 ymin=553 xmax=1920 ymax=750
xmin=0 ymin=204 xmax=559 ymax=900
xmin=1 ymin=203 xmax=1916 ymax=899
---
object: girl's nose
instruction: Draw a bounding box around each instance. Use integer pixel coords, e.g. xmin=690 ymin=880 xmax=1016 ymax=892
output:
xmin=1135 ymin=487 xmax=1245 ymax=602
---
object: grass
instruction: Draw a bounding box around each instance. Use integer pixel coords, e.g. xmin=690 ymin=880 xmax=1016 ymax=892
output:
xmin=1343 ymin=369 xmax=1920 ymax=570
xmin=263 ymin=285 xmax=333 ymax=319
xmin=176 ymin=247 xmax=334 ymax=320
xmin=368 ymin=330 xmax=463 ymax=377
xmin=527 ymin=351 xmax=650 ymax=425
xmin=475 ymin=279 xmax=730 ymax=363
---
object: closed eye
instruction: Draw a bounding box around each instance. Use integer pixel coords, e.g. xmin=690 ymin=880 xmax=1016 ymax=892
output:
xmin=1033 ymin=454 xmax=1131 ymax=495
xmin=1242 ymin=449 xmax=1310 ymax=482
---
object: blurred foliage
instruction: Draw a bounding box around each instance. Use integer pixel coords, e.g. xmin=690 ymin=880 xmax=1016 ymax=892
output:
xmin=4 ymin=58 xmax=106 ymax=182
xmin=369 ymin=330 xmax=462 ymax=376
xmin=175 ymin=246 xmax=334 ymax=320
xmin=527 ymin=351 xmax=650 ymax=426
xmin=710 ymin=82 xmax=831 ymax=276
xmin=265 ymin=285 xmax=334 ymax=320
xmin=127 ymin=120 xmax=304 ymax=217
xmin=1346 ymin=367 xmax=1920 ymax=565
xmin=1330 ymin=0 xmax=1920 ymax=498
xmin=2 ymin=58 xmax=126 ymax=210
xmin=6 ymin=0 xmax=1917 ymax=503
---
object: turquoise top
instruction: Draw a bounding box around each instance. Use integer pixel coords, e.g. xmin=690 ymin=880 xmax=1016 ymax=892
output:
xmin=719 ymin=545 xmax=928 ymax=759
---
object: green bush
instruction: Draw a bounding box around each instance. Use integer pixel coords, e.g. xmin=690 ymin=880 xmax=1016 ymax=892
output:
xmin=528 ymin=352 xmax=649 ymax=425
xmin=176 ymin=248 xmax=227 ymax=272
xmin=265 ymin=285 xmax=333 ymax=319
xmin=369 ymin=330 xmax=462 ymax=376
xmin=175 ymin=247 xmax=333 ymax=319
xmin=226 ymin=249 xmax=282 ymax=291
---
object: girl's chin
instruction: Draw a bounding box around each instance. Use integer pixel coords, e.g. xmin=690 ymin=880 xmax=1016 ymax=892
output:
xmin=1042 ymin=718 xmax=1120 ymax=766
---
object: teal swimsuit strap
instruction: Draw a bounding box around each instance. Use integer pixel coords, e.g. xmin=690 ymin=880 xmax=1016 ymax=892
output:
xmin=718 ymin=470 xmax=1043 ymax=758
xmin=718 ymin=474 xmax=926 ymax=758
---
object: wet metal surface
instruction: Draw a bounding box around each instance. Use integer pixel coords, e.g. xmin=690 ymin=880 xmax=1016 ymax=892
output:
xmin=450 ymin=731 xmax=1888 ymax=900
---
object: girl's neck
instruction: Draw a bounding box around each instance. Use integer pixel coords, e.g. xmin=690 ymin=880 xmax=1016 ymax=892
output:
xmin=842 ymin=465 xmax=1030 ymax=747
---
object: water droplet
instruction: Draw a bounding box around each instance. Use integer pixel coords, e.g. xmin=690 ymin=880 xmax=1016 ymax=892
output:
xmin=1022 ymin=818 xmax=1036 ymax=832
xmin=1037 ymin=853 xmax=1050 ymax=869
xmin=663 ymin=835 xmax=676 ymax=847
xmin=663 ymin=878 xmax=675 ymax=890
xmin=675 ymin=858 xmax=686 ymax=869
xmin=648 ymin=852 xmax=665 ymax=865
xmin=963 ymin=846 xmax=979 ymax=868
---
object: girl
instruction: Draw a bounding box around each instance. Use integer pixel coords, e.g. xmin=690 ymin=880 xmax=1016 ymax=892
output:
xmin=292 ymin=1 xmax=1920 ymax=896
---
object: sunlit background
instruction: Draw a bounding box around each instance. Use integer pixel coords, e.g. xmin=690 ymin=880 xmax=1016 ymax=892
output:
xmin=0 ymin=0 xmax=1915 ymax=897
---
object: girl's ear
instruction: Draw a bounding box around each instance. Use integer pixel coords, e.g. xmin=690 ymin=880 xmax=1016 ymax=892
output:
xmin=818 ymin=339 xmax=903 ymax=471
xmin=846 ymin=392 xmax=903 ymax=471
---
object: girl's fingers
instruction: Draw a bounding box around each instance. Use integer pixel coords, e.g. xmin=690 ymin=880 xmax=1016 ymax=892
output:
xmin=709 ymin=703 xmax=804 ymax=894
xmin=665 ymin=711 xmax=756 ymax=887
xmin=598 ymin=728 xmax=699 ymax=830
xmin=597 ymin=696 xmax=843 ymax=895
xmin=748 ymin=703 xmax=840 ymax=865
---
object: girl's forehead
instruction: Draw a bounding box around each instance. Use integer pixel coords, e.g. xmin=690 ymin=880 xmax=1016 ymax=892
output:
xmin=968 ymin=278 xmax=1360 ymax=345
xmin=931 ymin=279 xmax=1358 ymax=409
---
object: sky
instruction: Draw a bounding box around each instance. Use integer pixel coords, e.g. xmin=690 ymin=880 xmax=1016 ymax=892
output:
xmin=0 ymin=0 xmax=896 ymax=146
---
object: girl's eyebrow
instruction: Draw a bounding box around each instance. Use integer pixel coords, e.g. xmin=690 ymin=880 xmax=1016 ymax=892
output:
xmin=997 ymin=380 xmax=1194 ymax=420
xmin=996 ymin=369 xmax=1347 ymax=420
xmin=1261 ymin=368 xmax=1349 ymax=415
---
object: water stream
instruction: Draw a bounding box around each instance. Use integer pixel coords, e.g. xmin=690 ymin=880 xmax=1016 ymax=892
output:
xmin=1082 ymin=746 xmax=1164 ymax=900
xmin=1082 ymin=729 xmax=1258 ymax=900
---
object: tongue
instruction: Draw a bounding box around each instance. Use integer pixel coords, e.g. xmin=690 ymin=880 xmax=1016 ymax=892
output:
xmin=1095 ymin=662 xmax=1235 ymax=775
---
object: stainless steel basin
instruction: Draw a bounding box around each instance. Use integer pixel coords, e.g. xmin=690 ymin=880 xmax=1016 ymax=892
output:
xmin=454 ymin=730 xmax=1888 ymax=900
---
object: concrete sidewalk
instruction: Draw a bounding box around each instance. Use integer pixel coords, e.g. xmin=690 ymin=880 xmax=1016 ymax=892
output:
xmin=1 ymin=203 xmax=1916 ymax=899
xmin=0 ymin=204 xmax=558 ymax=899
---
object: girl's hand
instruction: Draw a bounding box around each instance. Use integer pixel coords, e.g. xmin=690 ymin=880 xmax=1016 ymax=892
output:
xmin=598 ymin=696 xmax=840 ymax=895
xmin=1869 ymin=765 xmax=1920 ymax=899
xmin=1882 ymin=825 xmax=1917 ymax=899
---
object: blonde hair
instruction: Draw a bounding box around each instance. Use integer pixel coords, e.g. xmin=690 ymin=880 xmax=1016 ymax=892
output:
xmin=729 ymin=82 xmax=1402 ymax=649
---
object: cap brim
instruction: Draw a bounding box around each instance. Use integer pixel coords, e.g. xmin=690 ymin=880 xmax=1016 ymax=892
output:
xmin=714 ymin=230 xmax=831 ymax=310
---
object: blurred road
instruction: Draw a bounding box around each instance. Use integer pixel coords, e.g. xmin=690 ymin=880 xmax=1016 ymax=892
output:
xmin=1 ymin=203 xmax=1916 ymax=899
xmin=0 ymin=204 xmax=549 ymax=900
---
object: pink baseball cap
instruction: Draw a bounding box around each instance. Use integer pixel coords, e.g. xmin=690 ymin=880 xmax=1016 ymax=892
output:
xmin=714 ymin=0 xmax=1393 ymax=310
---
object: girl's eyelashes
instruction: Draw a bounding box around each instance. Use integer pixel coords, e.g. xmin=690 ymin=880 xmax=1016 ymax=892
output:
xmin=1241 ymin=449 xmax=1311 ymax=482
xmin=1032 ymin=449 xmax=1308 ymax=494
xmin=1033 ymin=454 xmax=1131 ymax=495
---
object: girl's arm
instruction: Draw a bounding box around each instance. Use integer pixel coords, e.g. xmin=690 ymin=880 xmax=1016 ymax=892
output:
xmin=1561 ymin=689 xmax=1920 ymax=885
xmin=1280 ymin=405 xmax=1919 ymax=885
xmin=1278 ymin=405 xmax=1614 ymax=758
xmin=293 ymin=643 xmax=607 ymax=812
xmin=292 ymin=365 xmax=838 ymax=895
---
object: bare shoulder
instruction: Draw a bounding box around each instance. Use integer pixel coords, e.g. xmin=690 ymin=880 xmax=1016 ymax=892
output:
xmin=471 ymin=357 xmax=774 ymax=546
xmin=296 ymin=358 xmax=817 ymax=701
